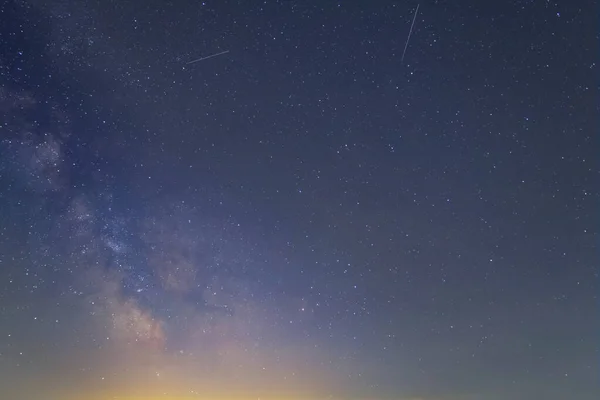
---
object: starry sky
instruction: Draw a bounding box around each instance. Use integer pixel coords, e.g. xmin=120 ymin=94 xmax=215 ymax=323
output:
xmin=0 ymin=1 xmax=598 ymax=399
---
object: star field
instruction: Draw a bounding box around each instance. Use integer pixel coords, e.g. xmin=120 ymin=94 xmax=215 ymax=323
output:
xmin=0 ymin=1 xmax=598 ymax=399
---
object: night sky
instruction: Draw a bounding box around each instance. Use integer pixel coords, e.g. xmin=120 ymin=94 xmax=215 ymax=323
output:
xmin=0 ymin=1 xmax=598 ymax=399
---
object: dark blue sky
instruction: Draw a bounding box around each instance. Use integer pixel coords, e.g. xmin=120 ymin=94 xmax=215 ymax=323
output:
xmin=0 ymin=1 xmax=597 ymax=399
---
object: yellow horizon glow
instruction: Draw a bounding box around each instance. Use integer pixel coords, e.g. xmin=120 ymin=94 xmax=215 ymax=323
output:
xmin=80 ymin=397 xmax=329 ymax=400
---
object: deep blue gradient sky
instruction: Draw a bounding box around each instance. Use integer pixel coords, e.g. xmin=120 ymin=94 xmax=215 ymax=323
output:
xmin=0 ymin=1 xmax=597 ymax=399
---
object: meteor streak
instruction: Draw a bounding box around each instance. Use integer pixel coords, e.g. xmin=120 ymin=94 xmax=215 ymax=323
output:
xmin=186 ymin=50 xmax=230 ymax=65
xmin=401 ymin=4 xmax=420 ymax=63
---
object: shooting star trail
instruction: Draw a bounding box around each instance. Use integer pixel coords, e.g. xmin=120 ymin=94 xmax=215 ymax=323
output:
xmin=401 ymin=4 xmax=420 ymax=63
xmin=186 ymin=50 xmax=230 ymax=65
